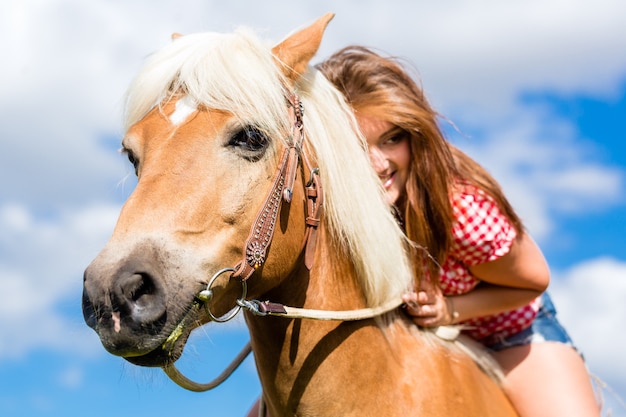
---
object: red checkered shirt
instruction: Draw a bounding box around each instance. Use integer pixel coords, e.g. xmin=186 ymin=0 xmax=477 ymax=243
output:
xmin=439 ymin=185 xmax=540 ymax=343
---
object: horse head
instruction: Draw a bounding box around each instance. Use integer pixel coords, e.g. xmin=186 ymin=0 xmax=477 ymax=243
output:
xmin=82 ymin=14 xmax=341 ymax=366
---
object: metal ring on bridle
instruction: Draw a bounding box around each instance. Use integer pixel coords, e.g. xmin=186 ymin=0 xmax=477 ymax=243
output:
xmin=198 ymin=267 xmax=247 ymax=323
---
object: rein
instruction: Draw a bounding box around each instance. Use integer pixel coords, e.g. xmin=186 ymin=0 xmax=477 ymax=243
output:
xmin=160 ymin=93 xmax=404 ymax=393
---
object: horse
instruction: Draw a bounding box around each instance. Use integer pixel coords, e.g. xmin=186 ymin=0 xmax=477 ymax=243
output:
xmin=82 ymin=13 xmax=518 ymax=416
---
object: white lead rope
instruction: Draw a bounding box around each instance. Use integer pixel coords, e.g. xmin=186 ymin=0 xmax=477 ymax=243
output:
xmin=237 ymin=297 xmax=405 ymax=321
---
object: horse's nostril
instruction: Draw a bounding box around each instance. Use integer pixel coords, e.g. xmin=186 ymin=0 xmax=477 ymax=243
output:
xmin=122 ymin=273 xmax=155 ymax=305
xmin=113 ymin=272 xmax=166 ymax=332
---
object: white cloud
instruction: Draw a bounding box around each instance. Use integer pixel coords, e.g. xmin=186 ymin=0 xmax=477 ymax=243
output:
xmin=363 ymin=0 xmax=626 ymax=111
xmin=0 ymin=203 xmax=120 ymax=359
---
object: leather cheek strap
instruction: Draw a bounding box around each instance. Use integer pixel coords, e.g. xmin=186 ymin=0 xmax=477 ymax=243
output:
xmin=231 ymin=146 xmax=292 ymax=282
xmin=231 ymin=94 xmax=323 ymax=281
xmin=302 ymin=159 xmax=323 ymax=270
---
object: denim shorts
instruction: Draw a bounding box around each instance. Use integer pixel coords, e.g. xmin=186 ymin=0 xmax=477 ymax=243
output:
xmin=485 ymin=292 xmax=576 ymax=352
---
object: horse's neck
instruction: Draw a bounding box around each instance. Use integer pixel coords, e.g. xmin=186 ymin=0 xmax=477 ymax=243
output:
xmin=244 ymin=230 xmax=517 ymax=417
xmin=245 ymin=231 xmax=415 ymax=415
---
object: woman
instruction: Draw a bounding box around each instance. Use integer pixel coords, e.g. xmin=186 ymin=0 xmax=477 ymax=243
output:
xmin=314 ymin=46 xmax=600 ymax=417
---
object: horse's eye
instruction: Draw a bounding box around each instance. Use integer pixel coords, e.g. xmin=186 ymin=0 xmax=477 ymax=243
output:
xmin=124 ymin=149 xmax=139 ymax=175
xmin=228 ymin=127 xmax=269 ymax=153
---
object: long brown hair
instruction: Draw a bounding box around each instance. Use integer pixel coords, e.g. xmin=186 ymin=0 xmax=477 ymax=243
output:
xmin=317 ymin=46 xmax=523 ymax=282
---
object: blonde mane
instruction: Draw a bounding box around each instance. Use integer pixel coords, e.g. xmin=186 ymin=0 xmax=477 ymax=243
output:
xmin=123 ymin=27 xmax=414 ymax=307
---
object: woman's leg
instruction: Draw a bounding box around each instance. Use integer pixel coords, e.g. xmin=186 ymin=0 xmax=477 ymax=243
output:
xmin=492 ymin=342 xmax=600 ymax=417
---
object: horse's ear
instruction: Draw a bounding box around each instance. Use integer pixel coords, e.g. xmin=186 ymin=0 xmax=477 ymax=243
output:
xmin=272 ymin=12 xmax=334 ymax=83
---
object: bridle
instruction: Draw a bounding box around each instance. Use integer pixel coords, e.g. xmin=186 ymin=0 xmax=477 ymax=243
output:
xmin=230 ymin=93 xmax=322 ymax=282
xmin=193 ymin=92 xmax=324 ymax=324
xmin=160 ymin=93 xmax=404 ymax=393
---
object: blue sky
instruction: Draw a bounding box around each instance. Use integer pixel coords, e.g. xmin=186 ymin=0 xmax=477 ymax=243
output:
xmin=1 ymin=1 xmax=625 ymax=416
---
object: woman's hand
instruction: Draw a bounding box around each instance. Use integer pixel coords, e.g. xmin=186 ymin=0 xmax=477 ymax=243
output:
xmin=403 ymin=234 xmax=549 ymax=328
xmin=402 ymin=281 xmax=457 ymax=327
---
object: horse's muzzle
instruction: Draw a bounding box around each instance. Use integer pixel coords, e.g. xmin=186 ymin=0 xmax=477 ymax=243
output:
xmin=82 ymin=256 xmax=169 ymax=361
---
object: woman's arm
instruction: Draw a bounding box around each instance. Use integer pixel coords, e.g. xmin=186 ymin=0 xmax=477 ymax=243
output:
xmin=404 ymin=233 xmax=550 ymax=326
